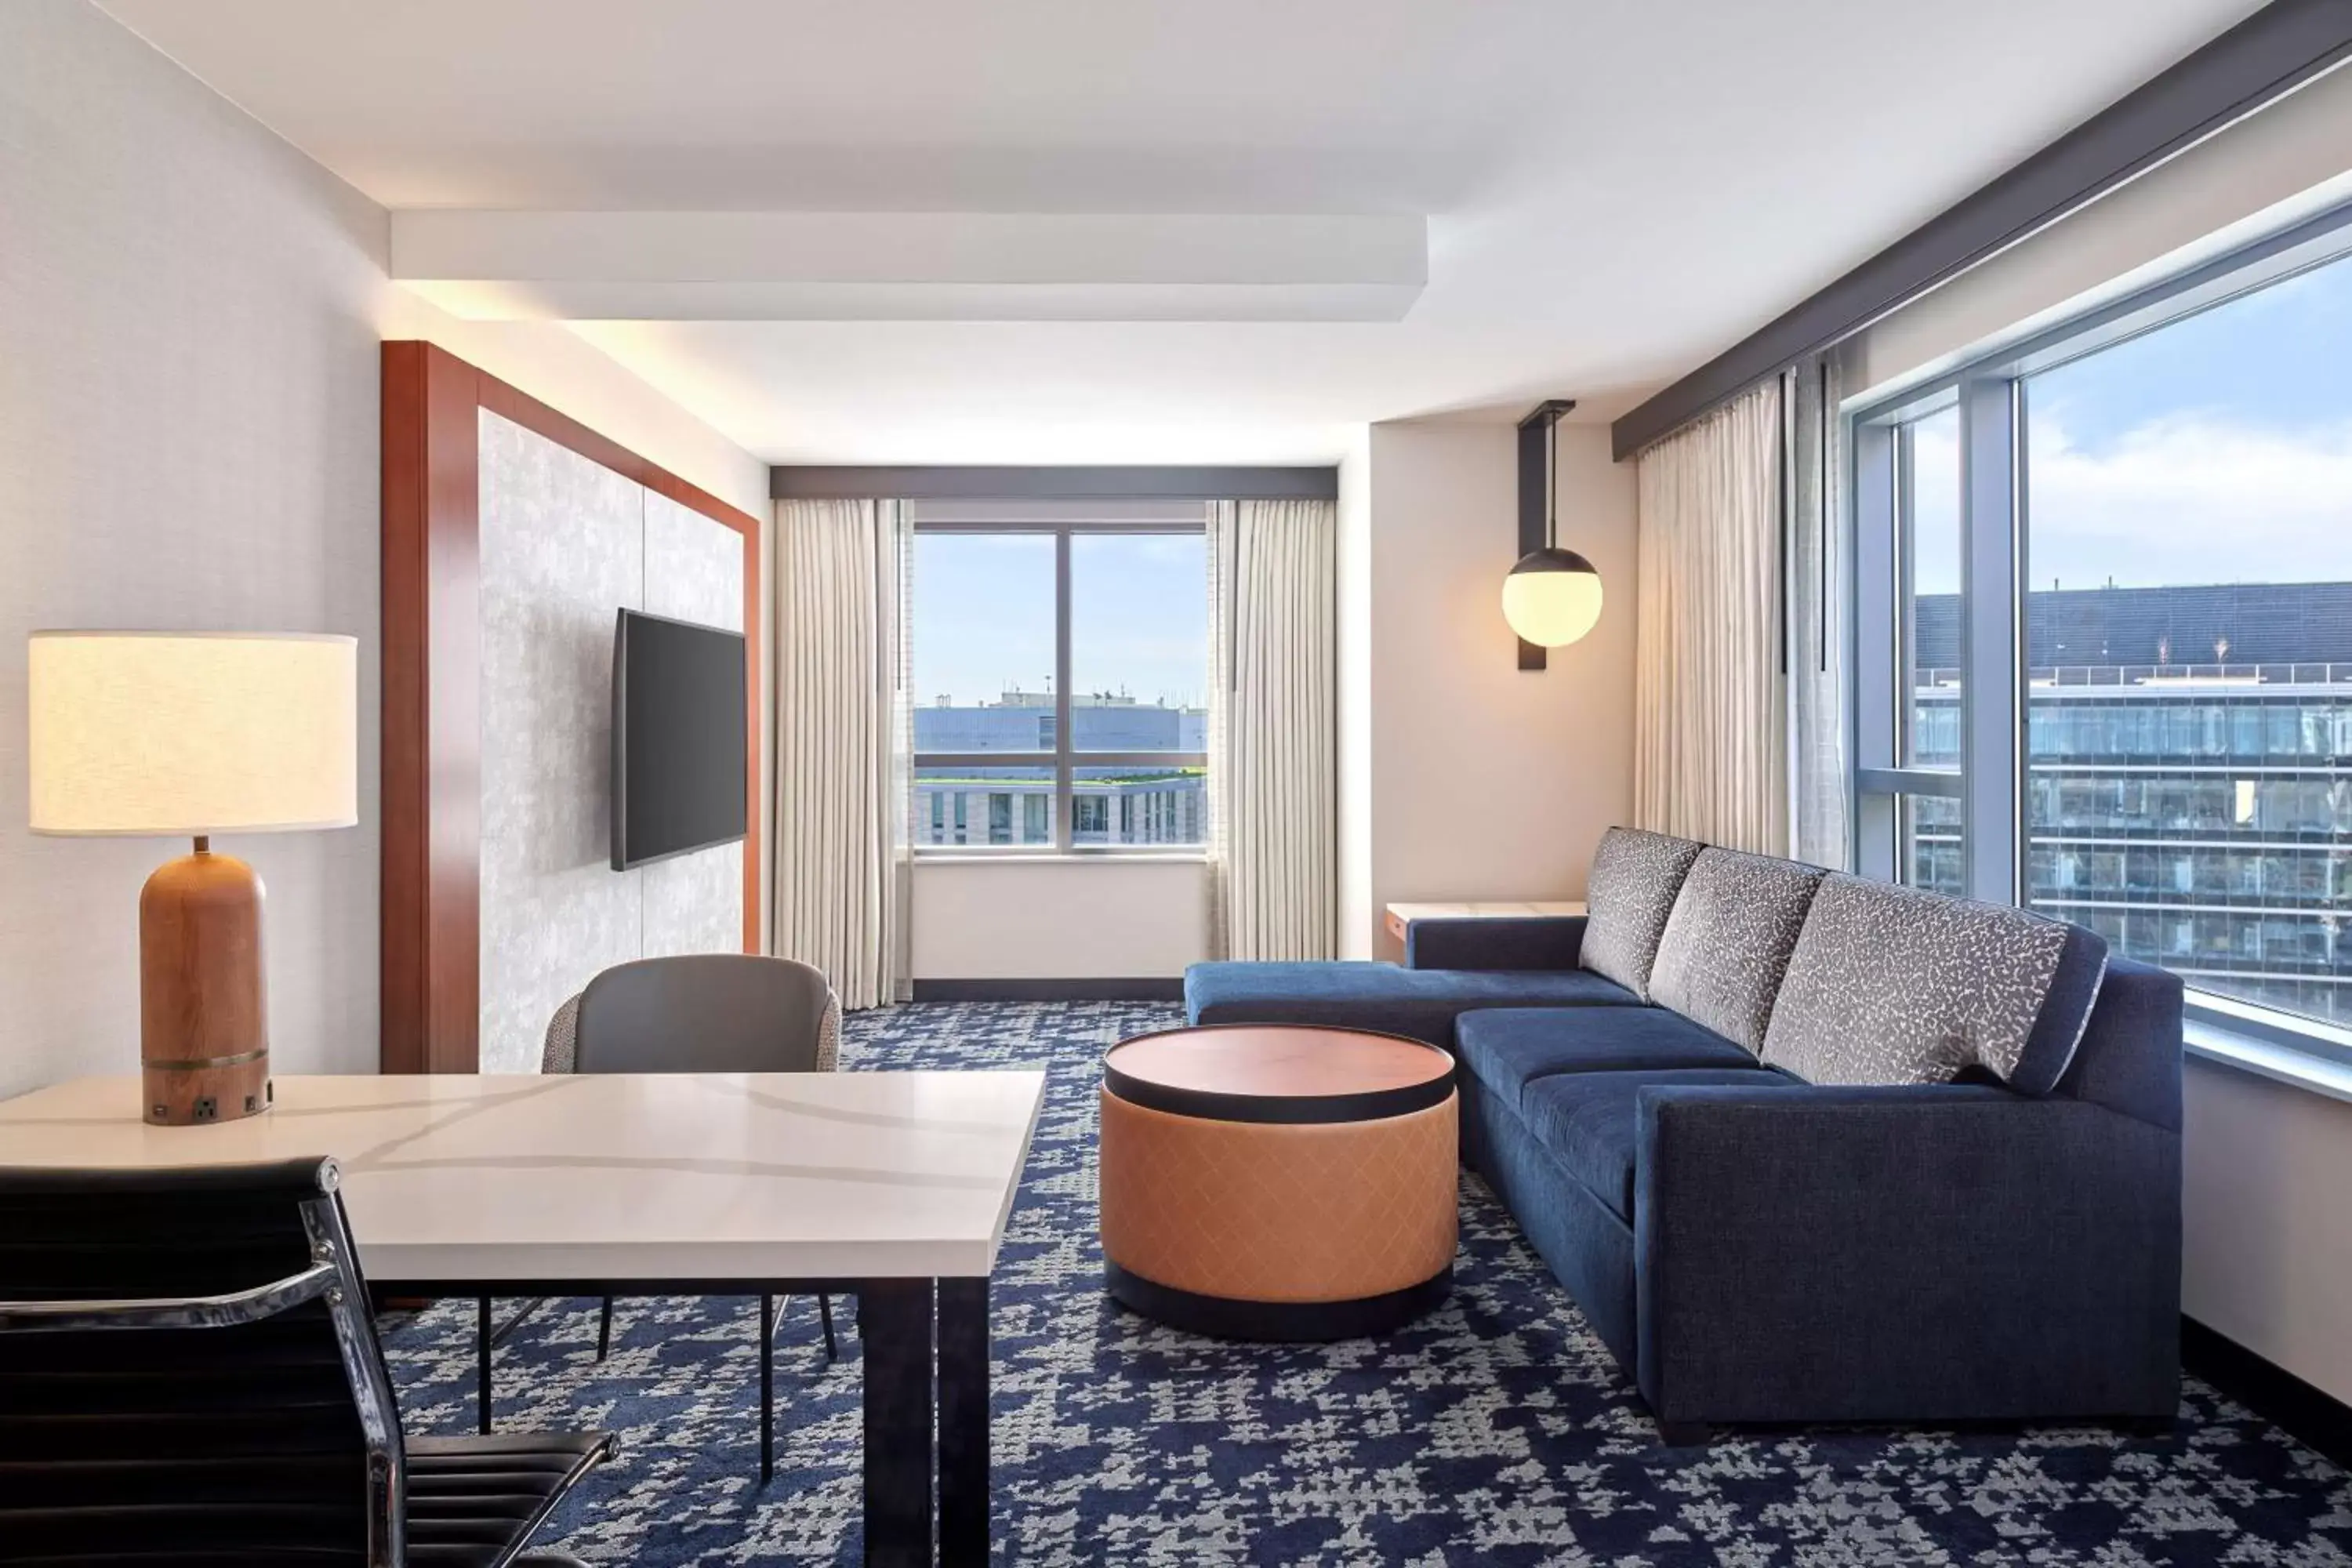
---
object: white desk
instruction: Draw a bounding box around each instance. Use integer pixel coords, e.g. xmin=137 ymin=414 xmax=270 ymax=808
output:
xmin=0 ymin=1069 xmax=1046 ymax=1568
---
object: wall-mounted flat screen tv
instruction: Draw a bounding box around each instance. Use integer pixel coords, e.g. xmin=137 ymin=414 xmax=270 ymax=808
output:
xmin=611 ymin=608 xmax=746 ymax=871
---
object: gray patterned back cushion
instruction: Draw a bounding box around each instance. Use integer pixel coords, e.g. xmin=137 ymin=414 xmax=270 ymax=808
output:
xmin=1577 ymin=827 xmax=1706 ymax=1001
xmin=1760 ymin=874 xmax=2108 ymax=1091
xmin=1647 ymin=848 xmax=1828 ymax=1054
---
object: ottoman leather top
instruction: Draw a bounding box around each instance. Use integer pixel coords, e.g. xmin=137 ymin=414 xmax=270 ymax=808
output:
xmin=1105 ymin=1024 xmax=1454 ymax=1125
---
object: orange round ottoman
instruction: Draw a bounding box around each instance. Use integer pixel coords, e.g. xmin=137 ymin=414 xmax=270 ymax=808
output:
xmin=1098 ymin=1023 xmax=1458 ymax=1340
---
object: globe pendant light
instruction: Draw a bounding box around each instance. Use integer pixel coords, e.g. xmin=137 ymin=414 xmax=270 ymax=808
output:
xmin=1503 ymin=408 xmax=1603 ymax=648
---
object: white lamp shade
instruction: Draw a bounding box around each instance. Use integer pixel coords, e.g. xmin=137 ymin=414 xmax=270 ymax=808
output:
xmin=1501 ymin=553 xmax=1605 ymax=648
xmin=29 ymin=632 xmax=358 ymax=836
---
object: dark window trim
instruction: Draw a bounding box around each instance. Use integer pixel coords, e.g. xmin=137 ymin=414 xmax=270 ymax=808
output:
xmin=1613 ymin=3 xmax=2352 ymax=460
xmin=912 ymin=518 xmax=1210 ymax=856
xmin=775 ymin=465 xmax=1336 ymax=501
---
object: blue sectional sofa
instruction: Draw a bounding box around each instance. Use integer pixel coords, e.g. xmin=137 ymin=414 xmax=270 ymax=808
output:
xmin=1185 ymin=829 xmax=2183 ymax=1440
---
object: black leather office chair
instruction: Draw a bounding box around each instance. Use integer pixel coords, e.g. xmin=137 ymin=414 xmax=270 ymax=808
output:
xmin=0 ymin=1157 xmax=608 ymax=1567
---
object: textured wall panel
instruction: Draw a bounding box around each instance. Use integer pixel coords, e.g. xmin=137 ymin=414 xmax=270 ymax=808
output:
xmin=477 ymin=410 xmax=645 ymax=1073
xmin=476 ymin=424 xmax=747 ymax=1068
xmin=644 ymin=490 xmax=745 ymax=631
xmin=641 ymin=490 xmax=746 ymax=960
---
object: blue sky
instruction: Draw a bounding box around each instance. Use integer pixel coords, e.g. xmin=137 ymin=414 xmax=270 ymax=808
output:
xmin=1912 ymin=247 xmax=2352 ymax=597
xmin=913 ymin=531 xmax=1209 ymax=710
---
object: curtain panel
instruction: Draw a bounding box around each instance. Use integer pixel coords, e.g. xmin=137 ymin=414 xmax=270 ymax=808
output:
xmin=1786 ymin=355 xmax=1851 ymax=869
xmin=1207 ymin=497 xmax=1338 ymax=961
xmin=772 ymin=498 xmax=910 ymax=1009
xmin=1633 ymin=382 xmax=1788 ymax=855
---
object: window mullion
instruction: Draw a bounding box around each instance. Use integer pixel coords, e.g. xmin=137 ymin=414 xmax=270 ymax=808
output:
xmin=1054 ymin=527 xmax=1073 ymax=852
xmin=1852 ymin=420 xmax=1899 ymax=880
xmin=1958 ymin=375 xmax=2022 ymax=906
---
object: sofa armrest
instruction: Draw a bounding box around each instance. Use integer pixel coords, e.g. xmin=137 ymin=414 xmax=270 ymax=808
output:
xmin=1404 ymin=916 xmax=1587 ymax=971
xmin=1634 ymin=1083 xmax=2180 ymax=1427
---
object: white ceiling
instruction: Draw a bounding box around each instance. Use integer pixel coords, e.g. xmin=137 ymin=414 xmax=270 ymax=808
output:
xmin=101 ymin=0 xmax=2262 ymax=463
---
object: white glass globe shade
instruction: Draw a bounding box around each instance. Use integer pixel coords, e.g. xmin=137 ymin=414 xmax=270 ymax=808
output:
xmin=1501 ymin=550 xmax=1604 ymax=647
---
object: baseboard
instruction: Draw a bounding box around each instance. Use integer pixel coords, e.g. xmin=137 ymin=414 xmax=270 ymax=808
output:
xmin=910 ymin=978 xmax=1185 ymax=1003
xmin=2182 ymin=1315 xmax=2352 ymax=1468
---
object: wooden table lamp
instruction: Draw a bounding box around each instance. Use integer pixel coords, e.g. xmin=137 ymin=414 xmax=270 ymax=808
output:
xmin=28 ymin=632 xmax=358 ymax=1125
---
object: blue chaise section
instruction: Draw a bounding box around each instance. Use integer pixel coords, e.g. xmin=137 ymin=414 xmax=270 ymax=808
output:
xmin=1184 ymin=949 xmax=1634 ymax=1050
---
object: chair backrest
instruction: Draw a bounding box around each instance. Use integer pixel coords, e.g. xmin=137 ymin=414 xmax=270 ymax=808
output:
xmin=567 ymin=953 xmax=838 ymax=1075
xmin=0 ymin=1157 xmax=404 ymax=1566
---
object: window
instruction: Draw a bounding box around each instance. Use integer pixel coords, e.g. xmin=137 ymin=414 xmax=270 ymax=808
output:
xmin=910 ymin=509 xmax=1210 ymax=852
xmin=1856 ymin=400 xmax=1967 ymax=896
xmin=1899 ymin=405 xmax=1964 ymax=894
xmin=1853 ymin=209 xmax=2352 ymax=1040
xmin=2019 ymin=249 xmax=2352 ymax=1029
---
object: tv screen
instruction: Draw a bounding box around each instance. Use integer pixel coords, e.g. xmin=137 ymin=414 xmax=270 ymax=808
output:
xmin=612 ymin=608 xmax=747 ymax=870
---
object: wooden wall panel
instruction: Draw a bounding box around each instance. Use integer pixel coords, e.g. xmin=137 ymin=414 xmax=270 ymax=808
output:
xmin=380 ymin=342 xmax=764 ymax=1073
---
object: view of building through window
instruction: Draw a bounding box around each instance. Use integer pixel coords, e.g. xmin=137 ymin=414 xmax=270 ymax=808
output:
xmin=1901 ymin=250 xmax=2352 ymax=1026
xmin=910 ymin=524 xmax=1209 ymax=849
xmin=1901 ymin=405 xmax=1964 ymax=894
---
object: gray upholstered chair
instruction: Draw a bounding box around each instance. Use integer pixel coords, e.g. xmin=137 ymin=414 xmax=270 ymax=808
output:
xmin=539 ymin=953 xmax=844 ymax=1363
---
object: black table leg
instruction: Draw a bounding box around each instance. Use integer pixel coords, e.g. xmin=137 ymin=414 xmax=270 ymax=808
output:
xmin=861 ymin=1279 xmax=933 ymax=1568
xmin=938 ymin=1276 xmax=989 ymax=1566
xmin=476 ymin=1296 xmax=492 ymax=1436
xmin=760 ymin=1292 xmax=776 ymax=1483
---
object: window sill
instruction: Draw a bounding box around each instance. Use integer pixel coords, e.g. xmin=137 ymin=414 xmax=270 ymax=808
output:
xmin=912 ymin=851 xmax=1211 ymax=866
xmin=2184 ymin=1019 xmax=2352 ymax=1108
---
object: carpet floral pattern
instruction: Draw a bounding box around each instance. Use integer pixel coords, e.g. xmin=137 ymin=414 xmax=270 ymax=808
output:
xmin=382 ymin=1001 xmax=2352 ymax=1565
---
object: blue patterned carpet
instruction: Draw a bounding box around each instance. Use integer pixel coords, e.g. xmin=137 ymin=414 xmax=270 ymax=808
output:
xmin=383 ymin=1001 xmax=2352 ymax=1565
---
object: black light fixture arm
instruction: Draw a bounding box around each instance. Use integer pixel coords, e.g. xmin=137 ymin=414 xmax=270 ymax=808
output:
xmin=1512 ymin=400 xmax=1577 ymax=670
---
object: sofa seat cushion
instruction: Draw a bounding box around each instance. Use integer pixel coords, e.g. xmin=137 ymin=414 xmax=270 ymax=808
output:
xmin=1456 ymin=1007 xmax=1755 ymax=1114
xmin=1760 ymin=874 xmax=2109 ymax=1094
xmin=1520 ymin=1068 xmax=1794 ymax=1221
xmin=1577 ymin=827 xmax=1707 ymax=1000
xmin=1184 ymin=961 xmax=1637 ymax=1049
xmin=1646 ymin=847 xmax=1828 ymax=1053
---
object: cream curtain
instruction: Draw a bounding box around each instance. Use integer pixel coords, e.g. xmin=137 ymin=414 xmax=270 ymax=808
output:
xmin=1634 ymin=381 xmax=1788 ymax=854
xmin=1787 ymin=356 xmax=1851 ymax=868
xmin=1207 ymin=497 xmax=1338 ymax=960
xmin=773 ymin=498 xmax=910 ymax=1009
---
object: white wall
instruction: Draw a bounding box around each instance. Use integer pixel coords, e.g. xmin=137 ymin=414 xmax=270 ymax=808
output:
xmin=1351 ymin=421 xmax=1638 ymax=960
xmin=2182 ymin=1059 xmax=2352 ymax=1402
xmin=0 ymin=0 xmax=766 ymax=1097
xmin=912 ymin=859 xmax=1210 ymax=980
xmin=1843 ymin=68 xmax=2352 ymax=1403
xmin=0 ymin=0 xmax=387 ymax=1095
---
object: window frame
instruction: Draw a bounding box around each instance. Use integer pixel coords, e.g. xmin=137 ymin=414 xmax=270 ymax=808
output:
xmin=1847 ymin=196 xmax=2352 ymax=1054
xmin=911 ymin=517 xmax=1209 ymax=858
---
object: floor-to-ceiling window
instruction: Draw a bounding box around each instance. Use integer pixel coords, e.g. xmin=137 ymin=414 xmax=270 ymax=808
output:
xmin=1853 ymin=209 xmax=2352 ymax=1038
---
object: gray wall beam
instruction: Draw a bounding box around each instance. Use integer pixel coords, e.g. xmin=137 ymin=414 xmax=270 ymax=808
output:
xmin=771 ymin=465 xmax=1338 ymax=501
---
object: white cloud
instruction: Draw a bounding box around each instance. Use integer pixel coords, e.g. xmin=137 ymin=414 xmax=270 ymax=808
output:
xmin=2024 ymin=412 xmax=2352 ymax=590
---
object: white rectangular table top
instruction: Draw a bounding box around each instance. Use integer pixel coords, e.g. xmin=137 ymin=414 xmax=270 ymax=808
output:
xmin=0 ymin=1070 xmax=1047 ymax=1284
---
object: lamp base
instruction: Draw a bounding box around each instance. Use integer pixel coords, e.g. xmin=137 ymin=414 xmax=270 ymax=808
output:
xmin=140 ymin=839 xmax=270 ymax=1126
